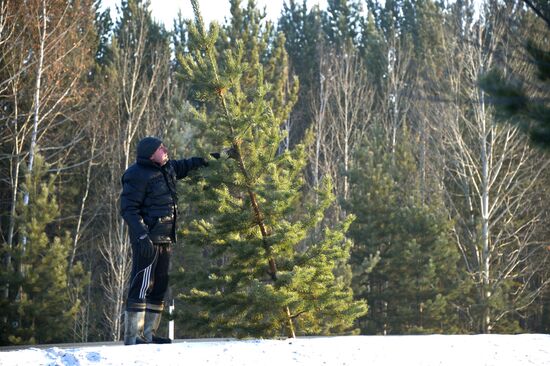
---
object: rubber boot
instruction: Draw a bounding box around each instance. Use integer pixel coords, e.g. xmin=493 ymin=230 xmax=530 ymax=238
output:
xmin=124 ymin=311 xmax=146 ymax=345
xmin=144 ymin=311 xmax=172 ymax=344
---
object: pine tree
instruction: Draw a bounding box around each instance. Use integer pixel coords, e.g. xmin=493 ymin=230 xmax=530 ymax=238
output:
xmin=345 ymin=131 xmax=466 ymax=334
xmin=358 ymin=11 xmax=386 ymax=90
xmin=278 ymin=0 xmax=323 ymax=146
xmin=323 ymin=0 xmax=363 ymax=50
xmin=0 ymin=154 xmax=87 ymax=345
xmin=479 ymin=10 xmax=550 ymax=149
xmin=173 ymin=0 xmax=367 ymax=338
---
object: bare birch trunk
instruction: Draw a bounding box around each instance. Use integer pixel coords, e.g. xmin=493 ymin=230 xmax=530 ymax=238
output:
xmin=311 ymin=54 xmax=331 ymax=194
xmin=15 ymin=0 xmax=47 ymax=302
xmin=101 ymin=225 xmax=130 ymax=341
xmin=26 ymin=0 xmax=46 ymax=190
xmin=479 ymin=85 xmax=491 ymax=333
xmin=440 ymin=11 xmax=549 ymax=332
xmin=324 ymin=50 xmax=372 ymax=208
xmin=68 ymin=131 xmax=97 ymax=341
xmin=70 ymin=132 xmax=97 ymax=270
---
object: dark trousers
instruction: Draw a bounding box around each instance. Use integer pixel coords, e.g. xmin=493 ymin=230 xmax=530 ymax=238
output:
xmin=126 ymin=243 xmax=171 ymax=313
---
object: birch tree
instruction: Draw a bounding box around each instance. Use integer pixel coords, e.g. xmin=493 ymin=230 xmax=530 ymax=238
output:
xmin=0 ymin=0 xmax=95 ymax=307
xmin=308 ymin=47 xmax=374 ymax=216
xmin=309 ymin=45 xmax=332 ymax=191
xmin=326 ymin=50 xmax=373 ymax=202
xmin=441 ymin=4 xmax=550 ymax=332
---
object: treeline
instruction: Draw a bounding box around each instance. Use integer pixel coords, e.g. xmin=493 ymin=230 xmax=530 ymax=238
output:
xmin=0 ymin=0 xmax=548 ymax=345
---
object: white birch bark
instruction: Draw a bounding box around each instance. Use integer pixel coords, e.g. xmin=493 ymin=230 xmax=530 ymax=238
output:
xmin=310 ymin=51 xmax=331 ymax=191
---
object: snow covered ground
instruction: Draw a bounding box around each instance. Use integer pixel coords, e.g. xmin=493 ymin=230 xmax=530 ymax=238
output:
xmin=1 ymin=334 xmax=549 ymax=366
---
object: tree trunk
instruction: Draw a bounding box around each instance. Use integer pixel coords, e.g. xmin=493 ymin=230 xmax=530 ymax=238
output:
xmin=213 ymin=58 xmax=296 ymax=338
xmin=234 ymin=139 xmax=296 ymax=338
xmin=479 ymin=85 xmax=491 ymax=334
xmin=26 ymin=0 xmax=46 ymax=187
xmin=17 ymin=0 xmax=47 ymax=302
xmin=70 ymin=133 xmax=97 ymax=270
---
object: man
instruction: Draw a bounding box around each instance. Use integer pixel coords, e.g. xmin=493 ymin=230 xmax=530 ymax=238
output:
xmin=120 ymin=136 xmax=229 ymax=345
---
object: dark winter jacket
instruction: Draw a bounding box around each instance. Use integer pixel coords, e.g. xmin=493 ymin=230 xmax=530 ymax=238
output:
xmin=120 ymin=156 xmax=207 ymax=244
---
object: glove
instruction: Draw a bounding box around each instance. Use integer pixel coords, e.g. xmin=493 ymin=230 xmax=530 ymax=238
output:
xmin=137 ymin=234 xmax=155 ymax=259
xmin=220 ymin=147 xmax=238 ymax=160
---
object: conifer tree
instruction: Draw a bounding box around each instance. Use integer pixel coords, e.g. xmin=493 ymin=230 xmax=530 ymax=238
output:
xmin=279 ymin=0 xmax=324 ymax=146
xmin=323 ymin=0 xmax=363 ymax=50
xmin=359 ymin=12 xmax=386 ymax=89
xmin=173 ymin=0 xmax=367 ymax=338
xmin=345 ymin=132 xmax=466 ymax=334
xmin=479 ymin=11 xmax=550 ymax=149
xmin=0 ymin=154 xmax=87 ymax=345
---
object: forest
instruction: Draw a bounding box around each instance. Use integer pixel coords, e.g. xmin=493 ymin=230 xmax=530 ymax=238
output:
xmin=0 ymin=0 xmax=549 ymax=345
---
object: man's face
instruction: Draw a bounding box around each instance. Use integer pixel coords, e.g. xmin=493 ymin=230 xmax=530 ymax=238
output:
xmin=150 ymin=144 xmax=169 ymax=166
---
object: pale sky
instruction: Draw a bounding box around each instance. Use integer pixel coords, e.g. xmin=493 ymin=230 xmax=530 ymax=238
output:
xmin=101 ymin=0 xmax=329 ymax=29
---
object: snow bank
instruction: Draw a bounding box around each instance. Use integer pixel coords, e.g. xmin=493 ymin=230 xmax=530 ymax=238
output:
xmin=1 ymin=334 xmax=549 ymax=366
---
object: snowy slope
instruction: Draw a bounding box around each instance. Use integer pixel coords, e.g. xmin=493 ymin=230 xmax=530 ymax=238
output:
xmin=1 ymin=334 xmax=549 ymax=366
